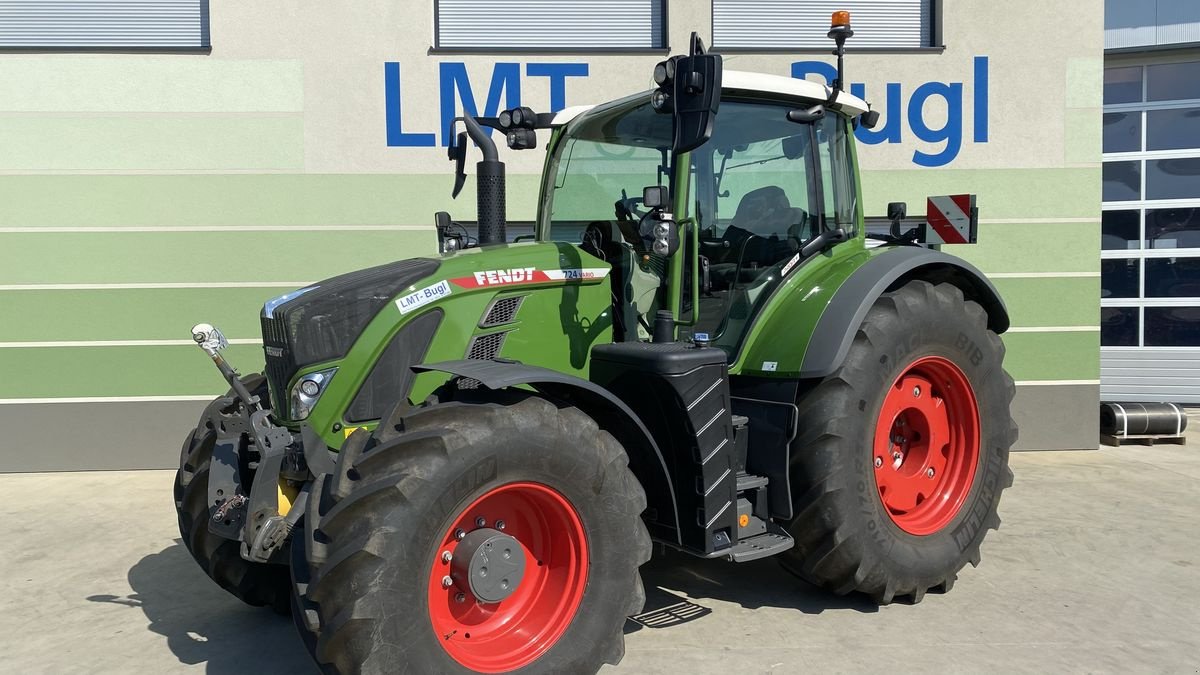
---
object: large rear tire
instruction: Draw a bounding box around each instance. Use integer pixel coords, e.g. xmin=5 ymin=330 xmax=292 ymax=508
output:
xmin=781 ymin=281 xmax=1017 ymax=604
xmin=296 ymin=390 xmax=650 ymax=674
xmin=174 ymin=374 xmax=290 ymax=613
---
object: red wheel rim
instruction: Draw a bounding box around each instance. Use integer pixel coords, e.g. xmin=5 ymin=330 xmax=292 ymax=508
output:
xmin=872 ymin=356 xmax=981 ymax=535
xmin=427 ymin=482 xmax=588 ymax=672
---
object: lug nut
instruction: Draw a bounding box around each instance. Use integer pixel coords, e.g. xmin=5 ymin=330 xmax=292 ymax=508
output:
xmin=912 ymin=386 xmax=921 ymax=398
xmin=475 ymin=517 xmax=487 ymax=527
xmin=442 ymin=575 xmax=453 ymax=588
xmin=874 ymin=456 xmax=883 ymax=468
xmin=455 ymin=592 xmax=466 ymax=603
xmin=495 ymin=520 xmax=505 ymax=530
xmin=454 ymin=529 xmax=465 ymax=541
xmin=926 ymin=467 xmax=936 ymax=478
xmin=441 ymin=551 xmax=452 ymax=563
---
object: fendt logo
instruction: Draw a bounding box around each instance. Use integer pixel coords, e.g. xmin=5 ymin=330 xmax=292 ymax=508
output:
xmin=472 ymin=268 xmax=538 ymax=286
xmin=383 ymin=58 xmax=989 ymax=167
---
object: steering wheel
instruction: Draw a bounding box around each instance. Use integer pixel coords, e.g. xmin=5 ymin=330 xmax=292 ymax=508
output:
xmin=614 ymin=190 xmax=648 ymax=222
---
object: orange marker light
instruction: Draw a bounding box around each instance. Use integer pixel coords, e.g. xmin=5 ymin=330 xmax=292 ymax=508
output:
xmin=739 ymin=514 xmax=750 ymax=528
xmin=831 ymin=11 xmax=851 ymax=28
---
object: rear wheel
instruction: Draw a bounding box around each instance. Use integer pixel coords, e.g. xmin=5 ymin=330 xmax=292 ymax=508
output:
xmin=174 ymin=374 xmax=290 ymax=613
xmin=781 ymin=281 xmax=1017 ymax=603
xmin=296 ymin=391 xmax=650 ymax=674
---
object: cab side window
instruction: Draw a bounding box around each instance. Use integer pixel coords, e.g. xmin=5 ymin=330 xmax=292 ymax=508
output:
xmin=817 ymin=114 xmax=858 ymax=234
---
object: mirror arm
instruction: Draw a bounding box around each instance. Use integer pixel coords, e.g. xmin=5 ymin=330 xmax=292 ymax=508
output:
xmin=800 ymin=227 xmax=847 ymax=259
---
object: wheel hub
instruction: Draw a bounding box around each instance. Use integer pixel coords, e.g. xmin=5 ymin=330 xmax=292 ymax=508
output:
xmin=427 ymin=482 xmax=589 ymax=673
xmin=873 ymin=356 xmax=981 ymax=536
xmin=450 ymin=528 xmax=526 ymax=604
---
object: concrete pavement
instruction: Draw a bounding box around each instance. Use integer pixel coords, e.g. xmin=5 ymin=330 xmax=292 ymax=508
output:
xmin=2 ymin=432 xmax=1199 ymax=674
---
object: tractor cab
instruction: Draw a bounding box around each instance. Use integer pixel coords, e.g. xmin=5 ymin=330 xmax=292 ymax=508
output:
xmin=539 ymin=73 xmax=868 ymax=356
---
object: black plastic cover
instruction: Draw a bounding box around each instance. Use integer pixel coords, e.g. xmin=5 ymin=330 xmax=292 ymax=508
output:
xmin=261 ymin=258 xmax=439 ymax=414
xmin=591 ymin=342 xmax=738 ymax=555
xmin=346 ymin=309 xmax=443 ymax=423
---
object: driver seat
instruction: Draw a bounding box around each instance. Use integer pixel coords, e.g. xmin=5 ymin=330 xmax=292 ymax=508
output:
xmin=729 ymin=185 xmax=794 ymax=237
xmin=709 ymin=187 xmax=797 ymax=289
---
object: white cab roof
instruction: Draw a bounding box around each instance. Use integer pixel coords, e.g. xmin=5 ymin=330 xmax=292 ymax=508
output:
xmin=550 ymin=69 xmax=869 ymax=126
xmin=723 ymin=70 xmax=868 ymax=116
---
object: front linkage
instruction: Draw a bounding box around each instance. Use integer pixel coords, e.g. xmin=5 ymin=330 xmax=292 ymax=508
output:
xmin=190 ymin=323 xmax=317 ymax=564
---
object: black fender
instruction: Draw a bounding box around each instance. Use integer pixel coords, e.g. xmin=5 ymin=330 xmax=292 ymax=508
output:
xmin=799 ymin=247 xmax=1010 ymax=379
xmin=413 ymin=359 xmax=682 ymax=545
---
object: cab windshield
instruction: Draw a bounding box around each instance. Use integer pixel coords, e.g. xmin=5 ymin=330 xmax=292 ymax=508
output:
xmin=542 ymin=99 xmax=672 ymax=244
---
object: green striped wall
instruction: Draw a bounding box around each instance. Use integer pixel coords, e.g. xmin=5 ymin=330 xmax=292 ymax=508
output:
xmin=0 ymin=168 xmax=1098 ymax=400
xmin=0 ymin=47 xmax=1100 ymax=455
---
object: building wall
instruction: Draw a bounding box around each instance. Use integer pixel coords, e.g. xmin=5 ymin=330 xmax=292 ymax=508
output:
xmin=0 ymin=0 xmax=1103 ymax=471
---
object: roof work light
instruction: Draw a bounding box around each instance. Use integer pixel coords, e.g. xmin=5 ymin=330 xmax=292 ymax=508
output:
xmin=827 ymin=10 xmax=854 ymax=92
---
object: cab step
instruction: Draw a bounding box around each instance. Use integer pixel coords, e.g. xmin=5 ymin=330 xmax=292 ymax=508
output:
xmin=736 ymin=472 xmax=768 ymax=491
xmin=726 ymin=522 xmax=794 ymax=562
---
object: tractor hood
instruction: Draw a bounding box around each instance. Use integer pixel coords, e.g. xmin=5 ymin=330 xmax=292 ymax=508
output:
xmin=259 ymin=258 xmax=440 ymax=412
xmin=267 ymin=242 xmax=615 ymax=441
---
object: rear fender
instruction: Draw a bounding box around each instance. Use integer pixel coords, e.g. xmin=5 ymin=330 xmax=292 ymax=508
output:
xmin=799 ymin=247 xmax=1009 ymax=379
xmin=413 ymin=359 xmax=682 ymax=545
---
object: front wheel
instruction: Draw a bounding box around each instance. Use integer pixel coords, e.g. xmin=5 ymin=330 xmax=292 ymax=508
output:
xmin=296 ymin=391 xmax=650 ymax=674
xmin=781 ymin=280 xmax=1017 ymax=604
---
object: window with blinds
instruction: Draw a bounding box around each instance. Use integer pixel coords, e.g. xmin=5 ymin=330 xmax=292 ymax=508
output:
xmin=0 ymin=0 xmax=209 ymax=48
xmin=712 ymin=0 xmax=935 ymax=49
xmin=435 ymin=0 xmax=666 ymax=49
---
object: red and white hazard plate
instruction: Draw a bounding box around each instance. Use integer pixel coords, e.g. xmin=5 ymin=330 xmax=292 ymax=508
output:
xmin=925 ymin=194 xmax=977 ymax=245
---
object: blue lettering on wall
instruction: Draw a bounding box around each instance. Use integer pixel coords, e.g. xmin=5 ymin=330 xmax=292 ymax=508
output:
xmin=384 ymin=62 xmax=436 ymax=147
xmin=973 ymin=56 xmax=989 ymax=143
xmin=792 ymin=56 xmax=990 ymax=167
xmin=439 ymin=62 xmax=522 ymax=147
xmin=526 ymin=63 xmax=589 ymax=112
xmin=385 ymin=61 xmax=589 ymax=148
xmin=385 ymin=58 xmax=988 ymax=167
xmin=850 ymin=82 xmax=903 ymax=144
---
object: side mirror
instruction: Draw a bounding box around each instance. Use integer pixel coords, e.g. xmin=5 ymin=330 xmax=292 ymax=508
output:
xmin=448 ymin=132 xmax=468 ymax=198
xmin=652 ymin=33 xmax=722 ymax=154
xmin=642 ymin=185 xmax=669 ymax=209
xmin=435 ymin=211 xmax=464 ymax=253
xmin=887 ymin=201 xmax=907 ymax=239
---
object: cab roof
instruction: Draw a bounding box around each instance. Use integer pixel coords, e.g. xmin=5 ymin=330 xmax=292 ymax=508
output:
xmin=723 ymin=70 xmax=868 ymax=116
xmin=551 ymin=69 xmax=869 ymax=126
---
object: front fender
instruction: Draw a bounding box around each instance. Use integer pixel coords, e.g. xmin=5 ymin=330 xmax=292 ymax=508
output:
xmin=413 ymin=359 xmax=682 ymax=545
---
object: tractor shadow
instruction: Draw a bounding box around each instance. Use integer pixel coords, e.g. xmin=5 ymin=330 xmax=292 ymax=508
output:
xmin=87 ymin=541 xmax=314 ymax=675
xmin=626 ymin=547 xmax=878 ymax=634
xmin=91 ymin=541 xmax=874 ymax=666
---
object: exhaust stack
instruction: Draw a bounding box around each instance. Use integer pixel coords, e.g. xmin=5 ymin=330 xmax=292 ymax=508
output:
xmin=460 ymin=115 xmax=507 ymax=246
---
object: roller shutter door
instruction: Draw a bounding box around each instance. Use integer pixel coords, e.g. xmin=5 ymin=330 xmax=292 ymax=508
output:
xmin=435 ymin=0 xmax=665 ymax=49
xmin=0 ymin=0 xmax=209 ymax=48
xmin=712 ymin=0 xmax=930 ymax=49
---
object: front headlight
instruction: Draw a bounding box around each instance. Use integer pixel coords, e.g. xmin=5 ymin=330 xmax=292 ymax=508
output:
xmin=290 ymin=368 xmax=337 ymax=420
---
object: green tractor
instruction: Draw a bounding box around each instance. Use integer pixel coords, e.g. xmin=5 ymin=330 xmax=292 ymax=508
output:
xmin=174 ymin=17 xmax=1015 ymax=675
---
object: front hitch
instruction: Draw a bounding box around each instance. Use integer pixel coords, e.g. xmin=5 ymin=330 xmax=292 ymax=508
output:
xmin=190 ymin=322 xmax=306 ymax=563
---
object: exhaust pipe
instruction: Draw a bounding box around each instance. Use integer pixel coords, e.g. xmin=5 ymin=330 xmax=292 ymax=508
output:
xmin=461 ymin=115 xmax=506 ymax=245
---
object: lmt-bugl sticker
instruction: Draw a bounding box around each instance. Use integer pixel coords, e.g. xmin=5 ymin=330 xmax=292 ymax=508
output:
xmin=396 ymin=280 xmax=452 ymax=314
